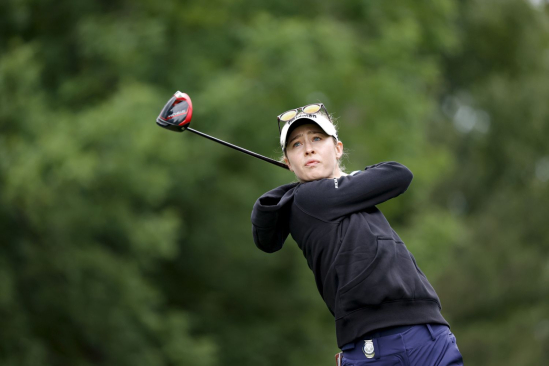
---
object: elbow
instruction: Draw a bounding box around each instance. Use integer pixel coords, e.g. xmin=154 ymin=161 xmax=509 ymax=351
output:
xmin=252 ymin=226 xmax=284 ymax=253
xmin=388 ymin=162 xmax=413 ymax=193
xmin=399 ymin=169 xmax=413 ymax=196
xmin=401 ymin=165 xmax=414 ymax=190
xmin=256 ymin=242 xmax=283 ymax=253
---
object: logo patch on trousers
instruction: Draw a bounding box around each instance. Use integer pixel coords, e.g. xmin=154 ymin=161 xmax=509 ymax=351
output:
xmin=363 ymin=340 xmax=375 ymax=358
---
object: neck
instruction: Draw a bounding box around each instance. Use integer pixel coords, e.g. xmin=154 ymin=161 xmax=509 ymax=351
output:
xmin=326 ymin=166 xmax=347 ymax=180
xmin=332 ymin=169 xmax=347 ymax=179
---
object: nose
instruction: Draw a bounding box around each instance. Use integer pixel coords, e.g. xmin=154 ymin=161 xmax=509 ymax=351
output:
xmin=304 ymin=141 xmax=315 ymax=155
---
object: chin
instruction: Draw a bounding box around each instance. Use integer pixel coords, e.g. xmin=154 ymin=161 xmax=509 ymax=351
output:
xmin=300 ymin=170 xmax=330 ymax=182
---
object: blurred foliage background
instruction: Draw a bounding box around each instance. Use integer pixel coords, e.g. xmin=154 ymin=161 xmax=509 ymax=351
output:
xmin=1 ymin=0 xmax=549 ymax=365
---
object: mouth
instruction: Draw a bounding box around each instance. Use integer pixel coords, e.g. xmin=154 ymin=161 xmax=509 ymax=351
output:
xmin=305 ymin=160 xmax=320 ymax=167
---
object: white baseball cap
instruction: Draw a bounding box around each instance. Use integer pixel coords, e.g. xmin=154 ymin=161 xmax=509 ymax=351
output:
xmin=278 ymin=104 xmax=338 ymax=150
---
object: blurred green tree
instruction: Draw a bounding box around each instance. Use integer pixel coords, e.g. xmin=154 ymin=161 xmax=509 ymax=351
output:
xmin=430 ymin=1 xmax=549 ymax=364
xmin=1 ymin=0 xmax=548 ymax=365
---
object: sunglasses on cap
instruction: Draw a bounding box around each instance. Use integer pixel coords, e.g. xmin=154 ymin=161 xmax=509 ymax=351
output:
xmin=276 ymin=103 xmax=332 ymax=135
xmin=277 ymin=103 xmax=338 ymax=150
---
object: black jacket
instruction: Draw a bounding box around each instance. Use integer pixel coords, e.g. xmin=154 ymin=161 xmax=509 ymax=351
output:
xmin=251 ymin=161 xmax=448 ymax=348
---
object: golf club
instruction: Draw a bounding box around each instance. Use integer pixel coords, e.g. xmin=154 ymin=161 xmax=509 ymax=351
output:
xmin=156 ymin=91 xmax=289 ymax=170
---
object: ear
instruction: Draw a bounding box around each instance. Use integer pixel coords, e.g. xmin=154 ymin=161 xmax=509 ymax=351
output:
xmin=284 ymin=156 xmax=294 ymax=172
xmin=335 ymin=140 xmax=344 ymax=160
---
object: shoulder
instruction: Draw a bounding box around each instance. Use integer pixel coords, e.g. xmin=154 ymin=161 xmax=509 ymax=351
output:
xmin=255 ymin=182 xmax=299 ymax=208
xmin=258 ymin=182 xmax=299 ymax=199
xmin=292 ymin=178 xmax=340 ymax=208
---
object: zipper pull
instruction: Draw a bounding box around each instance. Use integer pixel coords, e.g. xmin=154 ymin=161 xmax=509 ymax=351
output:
xmin=334 ymin=177 xmax=339 ymax=189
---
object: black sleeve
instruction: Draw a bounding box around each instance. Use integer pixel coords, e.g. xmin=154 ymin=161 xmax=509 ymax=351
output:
xmin=251 ymin=184 xmax=297 ymax=253
xmin=295 ymin=161 xmax=413 ymax=221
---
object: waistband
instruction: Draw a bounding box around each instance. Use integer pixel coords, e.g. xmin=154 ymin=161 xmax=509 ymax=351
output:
xmin=341 ymin=324 xmax=449 ymax=360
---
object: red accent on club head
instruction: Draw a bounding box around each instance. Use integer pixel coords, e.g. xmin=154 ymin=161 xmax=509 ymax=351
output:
xmin=174 ymin=92 xmax=193 ymax=127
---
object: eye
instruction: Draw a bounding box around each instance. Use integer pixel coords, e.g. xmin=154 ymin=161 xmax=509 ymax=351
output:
xmin=292 ymin=141 xmax=302 ymax=148
xmin=312 ymin=136 xmax=322 ymax=141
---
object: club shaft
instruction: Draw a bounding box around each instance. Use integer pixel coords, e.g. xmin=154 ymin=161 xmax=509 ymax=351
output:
xmin=186 ymin=128 xmax=289 ymax=170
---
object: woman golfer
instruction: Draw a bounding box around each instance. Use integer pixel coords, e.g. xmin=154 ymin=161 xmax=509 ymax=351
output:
xmin=251 ymin=103 xmax=464 ymax=365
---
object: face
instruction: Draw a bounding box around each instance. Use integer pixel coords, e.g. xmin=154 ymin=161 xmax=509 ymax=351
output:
xmin=284 ymin=123 xmax=344 ymax=182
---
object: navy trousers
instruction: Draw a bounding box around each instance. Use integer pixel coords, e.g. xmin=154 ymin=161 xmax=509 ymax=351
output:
xmin=339 ymin=324 xmax=464 ymax=366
